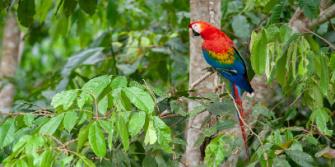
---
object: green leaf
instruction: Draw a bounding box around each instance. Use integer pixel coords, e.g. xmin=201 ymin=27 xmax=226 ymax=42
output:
xmin=79 ymin=0 xmax=97 ymax=15
xmin=75 ymin=152 xmax=96 ymax=167
xmin=0 ymin=118 xmax=16 ymax=148
xmin=15 ymin=159 xmax=29 ymax=167
xmin=107 ymin=0 xmax=119 ymax=26
xmin=82 ymin=75 xmax=111 ymax=98
xmin=112 ymin=88 xmax=132 ymax=111
xmin=98 ymin=96 xmax=108 ymax=115
xmin=205 ymin=136 xmax=232 ymax=167
xmin=39 ymin=114 xmax=64 ymax=135
xmin=17 ymin=0 xmax=35 ymax=27
xmin=51 ymin=90 xmax=78 ymax=110
xmin=63 ymin=0 xmax=78 ymax=17
xmin=250 ymin=30 xmax=267 ymax=74
xmin=268 ymin=0 xmax=286 ymax=24
xmin=153 ymin=116 xmax=172 ymax=152
xmin=117 ymin=115 xmax=129 ymax=150
xmin=310 ymin=108 xmax=333 ymax=136
xmin=0 ymin=0 xmax=10 ymax=12
xmin=111 ymin=76 xmax=128 ymax=89
xmin=88 ymin=122 xmax=106 ymax=157
xmin=77 ymin=91 xmax=93 ymax=109
xmin=40 ymin=149 xmax=54 ymax=167
xmin=319 ymin=55 xmax=329 ymax=96
xmin=77 ymin=125 xmax=90 ymax=152
xmin=144 ymin=120 xmax=157 ymax=145
xmin=35 ymin=0 xmax=53 ymax=22
xmin=273 ymin=157 xmax=290 ymax=167
xmin=124 ymin=87 xmax=155 ymax=113
xmin=23 ymin=113 xmax=35 ymax=127
xmin=128 ymin=111 xmax=146 ymax=137
xmin=285 ymin=150 xmax=314 ymax=167
xmin=299 ymin=0 xmax=320 ymax=19
xmin=231 ymin=15 xmax=250 ymax=39
xmin=98 ymin=120 xmax=114 ymax=150
xmin=63 ymin=111 xmax=78 ymax=132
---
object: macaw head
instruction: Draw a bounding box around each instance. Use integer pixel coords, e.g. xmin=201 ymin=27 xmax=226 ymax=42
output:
xmin=188 ymin=21 xmax=221 ymax=40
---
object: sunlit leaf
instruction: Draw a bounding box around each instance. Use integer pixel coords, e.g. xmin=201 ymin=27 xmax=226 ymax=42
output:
xmin=39 ymin=114 xmax=64 ymax=135
xmin=117 ymin=115 xmax=129 ymax=150
xmin=88 ymin=122 xmax=106 ymax=157
xmin=35 ymin=0 xmax=53 ymax=22
xmin=153 ymin=116 xmax=172 ymax=152
xmin=98 ymin=120 xmax=114 ymax=150
xmin=124 ymin=87 xmax=155 ymax=113
xmin=63 ymin=111 xmax=78 ymax=132
xmin=23 ymin=113 xmax=35 ymax=127
xmin=82 ymin=75 xmax=111 ymax=98
xmin=144 ymin=120 xmax=157 ymax=145
xmin=0 ymin=118 xmax=16 ymax=148
xmin=75 ymin=152 xmax=96 ymax=167
xmin=111 ymin=76 xmax=128 ymax=89
xmin=51 ymin=90 xmax=78 ymax=110
xmin=77 ymin=91 xmax=93 ymax=109
xmin=205 ymin=136 xmax=233 ymax=167
xmin=40 ymin=149 xmax=54 ymax=167
xmin=250 ymin=30 xmax=267 ymax=74
xmin=128 ymin=111 xmax=146 ymax=137
xmin=98 ymin=96 xmax=108 ymax=115
xmin=77 ymin=125 xmax=90 ymax=152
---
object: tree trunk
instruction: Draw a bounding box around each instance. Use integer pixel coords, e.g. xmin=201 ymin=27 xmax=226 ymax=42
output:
xmin=183 ymin=0 xmax=221 ymax=166
xmin=0 ymin=13 xmax=22 ymax=113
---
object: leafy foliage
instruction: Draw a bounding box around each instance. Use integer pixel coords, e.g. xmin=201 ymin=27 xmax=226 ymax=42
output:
xmin=1 ymin=76 xmax=173 ymax=166
xmin=0 ymin=0 xmax=334 ymax=166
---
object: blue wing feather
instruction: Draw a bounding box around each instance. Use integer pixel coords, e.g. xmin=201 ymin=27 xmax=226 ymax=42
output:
xmin=202 ymin=48 xmax=253 ymax=94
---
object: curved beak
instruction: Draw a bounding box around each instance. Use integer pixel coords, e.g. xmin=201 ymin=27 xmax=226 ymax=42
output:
xmin=191 ymin=28 xmax=200 ymax=36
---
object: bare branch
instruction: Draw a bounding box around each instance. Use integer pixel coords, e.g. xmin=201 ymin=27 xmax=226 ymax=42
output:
xmin=189 ymin=71 xmax=215 ymax=90
xmin=308 ymin=4 xmax=335 ymax=28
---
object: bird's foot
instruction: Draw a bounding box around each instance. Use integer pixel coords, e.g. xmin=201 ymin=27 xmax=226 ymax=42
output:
xmin=202 ymin=66 xmax=216 ymax=73
xmin=215 ymin=84 xmax=225 ymax=93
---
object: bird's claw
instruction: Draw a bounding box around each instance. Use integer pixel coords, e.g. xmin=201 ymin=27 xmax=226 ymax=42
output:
xmin=203 ymin=67 xmax=215 ymax=73
xmin=214 ymin=84 xmax=225 ymax=93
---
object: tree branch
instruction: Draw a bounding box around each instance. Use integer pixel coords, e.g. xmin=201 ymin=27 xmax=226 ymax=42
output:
xmin=308 ymin=4 xmax=335 ymax=28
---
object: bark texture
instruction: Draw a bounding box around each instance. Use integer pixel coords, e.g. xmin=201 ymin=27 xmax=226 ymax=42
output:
xmin=0 ymin=13 xmax=22 ymax=113
xmin=183 ymin=0 xmax=221 ymax=166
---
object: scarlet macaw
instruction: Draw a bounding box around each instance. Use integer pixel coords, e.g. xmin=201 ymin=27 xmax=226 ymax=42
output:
xmin=189 ymin=21 xmax=253 ymax=156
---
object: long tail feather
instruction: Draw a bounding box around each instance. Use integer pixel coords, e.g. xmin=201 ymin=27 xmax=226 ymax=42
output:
xmin=232 ymin=84 xmax=249 ymax=158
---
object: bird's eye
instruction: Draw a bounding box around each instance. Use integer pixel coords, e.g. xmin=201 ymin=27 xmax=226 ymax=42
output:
xmin=191 ymin=24 xmax=201 ymax=34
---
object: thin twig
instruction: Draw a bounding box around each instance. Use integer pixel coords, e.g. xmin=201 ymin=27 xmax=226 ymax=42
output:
xmin=303 ymin=28 xmax=335 ymax=50
xmin=189 ymin=71 xmax=215 ymax=90
xmin=0 ymin=111 xmax=54 ymax=117
xmin=159 ymin=113 xmax=179 ymax=119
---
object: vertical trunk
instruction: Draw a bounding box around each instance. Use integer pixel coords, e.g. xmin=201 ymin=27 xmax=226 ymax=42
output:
xmin=183 ymin=0 xmax=221 ymax=166
xmin=0 ymin=13 xmax=22 ymax=113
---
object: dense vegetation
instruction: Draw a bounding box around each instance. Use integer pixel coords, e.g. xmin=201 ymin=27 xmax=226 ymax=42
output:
xmin=0 ymin=0 xmax=334 ymax=166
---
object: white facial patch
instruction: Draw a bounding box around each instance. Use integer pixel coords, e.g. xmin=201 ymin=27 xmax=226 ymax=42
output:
xmin=191 ymin=24 xmax=201 ymax=34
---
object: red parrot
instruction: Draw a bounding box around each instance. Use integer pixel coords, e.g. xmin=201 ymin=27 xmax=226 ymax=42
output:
xmin=189 ymin=21 xmax=253 ymax=157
